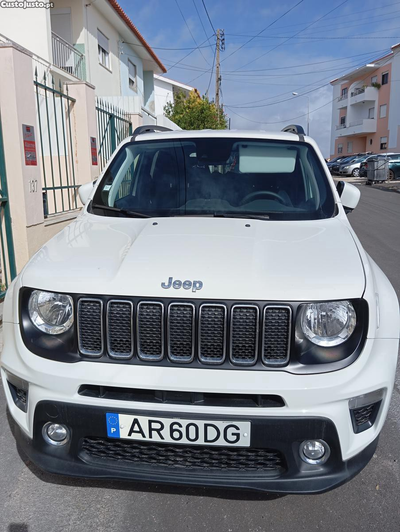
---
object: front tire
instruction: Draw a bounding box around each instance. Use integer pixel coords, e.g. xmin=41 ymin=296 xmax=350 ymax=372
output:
xmin=352 ymin=168 xmax=360 ymax=177
xmin=388 ymin=170 xmax=395 ymax=181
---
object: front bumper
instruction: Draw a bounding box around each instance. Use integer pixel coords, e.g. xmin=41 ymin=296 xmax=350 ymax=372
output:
xmin=13 ymin=400 xmax=379 ymax=494
xmin=1 ymin=321 xmax=398 ymax=493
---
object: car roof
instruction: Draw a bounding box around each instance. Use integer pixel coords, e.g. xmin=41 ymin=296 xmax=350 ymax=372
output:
xmin=133 ymin=129 xmax=307 ymax=143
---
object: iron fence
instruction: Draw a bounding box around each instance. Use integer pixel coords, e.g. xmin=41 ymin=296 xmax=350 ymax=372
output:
xmin=96 ymin=98 xmax=132 ymax=172
xmin=34 ymin=68 xmax=79 ymax=216
xmin=0 ymin=113 xmax=17 ymax=298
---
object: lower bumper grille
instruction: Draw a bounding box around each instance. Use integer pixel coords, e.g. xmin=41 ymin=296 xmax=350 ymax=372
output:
xmin=81 ymin=437 xmax=285 ymax=473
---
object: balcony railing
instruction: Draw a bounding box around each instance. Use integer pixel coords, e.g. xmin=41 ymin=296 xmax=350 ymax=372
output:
xmin=338 ymin=94 xmax=348 ymax=101
xmin=336 ymin=123 xmax=346 ymax=130
xmin=350 ymin=87 xmax=365 ymax=97
xmin=51 ymin=32 xmax=85 ymax=81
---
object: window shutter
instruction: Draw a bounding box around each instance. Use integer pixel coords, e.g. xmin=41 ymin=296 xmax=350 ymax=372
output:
xmin=97 ymin=30 xmax=109 ymax=52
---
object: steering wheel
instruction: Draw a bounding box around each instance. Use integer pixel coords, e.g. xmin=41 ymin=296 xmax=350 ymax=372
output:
xmin=239 ymin=191 xmax=287 ymax=206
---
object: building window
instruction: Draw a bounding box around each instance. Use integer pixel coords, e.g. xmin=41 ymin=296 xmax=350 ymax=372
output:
xmin=341 ymin=87 xmax=348 ymax=97
xmin=369 ymin=139 xmax=373 ymax=146
xmin=340 ymin=115 xmax=346 ymax=125
xmin=380 ymin=136 xmax=387 ymax=150
xmin=97 ymin=29 xmax=110 ymax=69
xmin=347 ymin=142 xmax=353 ymax=154
xmin=379 ymin=104 xmax=387 ymax=118
xmin=382 ymin=72 xmax=389 ymax=85
xmin=368 ymin=107 xmax=374 ymax=119
xmin=128 ymin=60 xmax=137 ymax=91
xmin=338 ymin=144 xmax=343 ymax=154
xmin=371 ymin=75 xmax=377 ymax=84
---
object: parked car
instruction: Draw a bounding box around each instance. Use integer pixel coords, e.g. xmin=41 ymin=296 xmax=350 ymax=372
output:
xmin=327 ymin=156 xmax=348 ymax=174
xmin=329 ymin=155 xmax=356 ymax=175
xmin=1 ymin=125 xmax=399 ymax=494
xmin=339 ymin=155 xmax=370 ymax=177
xmin=388 ymin=154 xmax=400 ymax=180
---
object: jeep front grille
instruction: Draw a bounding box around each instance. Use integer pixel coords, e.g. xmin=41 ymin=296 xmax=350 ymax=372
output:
xmin=76 ymin=298 xmax=292 ymax=368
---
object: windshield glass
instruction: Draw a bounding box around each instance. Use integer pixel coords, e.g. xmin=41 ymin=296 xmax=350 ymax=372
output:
xmin=91 ymin=138 xmax=336 ymax=220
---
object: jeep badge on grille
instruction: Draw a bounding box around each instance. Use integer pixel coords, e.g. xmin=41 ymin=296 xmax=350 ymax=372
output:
xmin=161 ymin=277 xmax=203 ymax=292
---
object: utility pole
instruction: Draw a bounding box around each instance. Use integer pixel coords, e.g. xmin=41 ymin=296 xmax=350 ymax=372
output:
xmin=215 ymin=29 xmax=221 ymax=111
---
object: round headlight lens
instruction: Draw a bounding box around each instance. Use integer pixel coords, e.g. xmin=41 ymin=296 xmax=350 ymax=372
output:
xmin=300 ymin=300 xmax=356 ymax=347
xmin=28 ymin=290 xmax=74 ymax=335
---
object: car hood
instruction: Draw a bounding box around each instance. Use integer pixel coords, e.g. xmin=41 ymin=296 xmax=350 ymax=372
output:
xmin=22 ymin=214 xmax=365 ymax=301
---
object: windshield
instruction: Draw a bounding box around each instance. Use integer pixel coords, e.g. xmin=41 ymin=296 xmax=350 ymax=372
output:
xmin=91 ymin=138 xmax=336 ymax=221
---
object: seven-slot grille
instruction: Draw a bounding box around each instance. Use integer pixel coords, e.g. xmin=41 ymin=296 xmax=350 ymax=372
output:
xmin=77 ymin=299 xmax=292 ymax=367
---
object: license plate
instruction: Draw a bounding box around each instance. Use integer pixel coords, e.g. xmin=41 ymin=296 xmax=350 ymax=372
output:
xmin=106 ymin=413 xmax=251 ymax=447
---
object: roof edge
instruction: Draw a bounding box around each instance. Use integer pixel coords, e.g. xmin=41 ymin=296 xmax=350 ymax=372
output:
xmin=107 ymin=0 xmax=167 ymax=73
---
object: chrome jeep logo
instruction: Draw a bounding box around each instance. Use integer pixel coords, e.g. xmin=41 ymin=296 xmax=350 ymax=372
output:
xmin=161 ymin=277 xmax=203 ymax=292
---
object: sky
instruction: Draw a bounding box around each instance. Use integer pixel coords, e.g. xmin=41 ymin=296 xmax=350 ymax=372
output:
xmin=119 ymin=0 xmax=400 ymax=156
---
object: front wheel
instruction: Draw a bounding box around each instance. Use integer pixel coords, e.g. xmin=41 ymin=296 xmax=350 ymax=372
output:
xmin=388 ymin=170 xmax=395 ymax=181
xmin=352 ymin=168 xmax=360 ymax=177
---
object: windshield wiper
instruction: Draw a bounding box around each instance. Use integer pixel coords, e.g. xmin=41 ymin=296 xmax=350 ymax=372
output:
xmin=212 ymin=213 xmax=270 ymax=221
xmin=91 ymin=203 xmax=151 ymax=218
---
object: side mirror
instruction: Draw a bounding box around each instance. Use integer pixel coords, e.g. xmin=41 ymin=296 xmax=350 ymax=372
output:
xmin=78 ymin=180 xmax=96 ymax=205
xmin=336 ymin=181 xmax=360 ymax=213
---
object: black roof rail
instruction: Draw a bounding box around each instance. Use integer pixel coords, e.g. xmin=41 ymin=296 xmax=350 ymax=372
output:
xmin=131 ymin=125 xmax=173 ymax=140
xmin=281 ymin=124 xmax=305 ymax=141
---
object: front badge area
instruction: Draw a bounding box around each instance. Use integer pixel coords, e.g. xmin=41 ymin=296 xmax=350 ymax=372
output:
xmin=161 ymin=277 xmax=203 ymax=292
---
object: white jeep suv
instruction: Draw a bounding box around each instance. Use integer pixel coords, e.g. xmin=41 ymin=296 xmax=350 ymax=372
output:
xmin=1 ymin=125 xmax=399 ymax=494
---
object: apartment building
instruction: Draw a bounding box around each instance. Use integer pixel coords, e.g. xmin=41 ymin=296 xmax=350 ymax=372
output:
xmin=0 ymin=0 xmax=167 ymax=124
xmin=330 ymin=43 xmax=400 ymax=158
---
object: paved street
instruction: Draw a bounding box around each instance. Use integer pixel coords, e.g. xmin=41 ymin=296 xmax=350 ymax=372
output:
xmin=0 ymin=185 xmax=399 ymax=532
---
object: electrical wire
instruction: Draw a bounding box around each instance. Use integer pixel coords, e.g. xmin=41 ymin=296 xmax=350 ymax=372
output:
xmin=174 ymin=0 xmax=211 ymax=66
xmin=121 ymin=42 xmax=214 ymax=51
xmin=192 ymin=0 xmax=211 ymax=41
xmin=201 ymin=0 xmax=216 ymax=35
xmin=207 ymin=42 xmax=217 ymax=94
xmin=231 ymin=0 xmax=350 ymax=72
xmin=220 ymin=0 xmax=304 ymax=64
xmin=226 ymin=52 xmax=395 ymax=125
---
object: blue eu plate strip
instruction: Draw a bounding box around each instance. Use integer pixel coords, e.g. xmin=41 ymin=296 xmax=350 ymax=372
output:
xmin=106 ymin=413 xmax=120 ymax=438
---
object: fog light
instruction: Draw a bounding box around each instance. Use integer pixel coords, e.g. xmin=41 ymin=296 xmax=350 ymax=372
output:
xmin=42 ymin=422 xmax=70 ymax=446
xmin=300 ymin=440 xmax=330 ymax=465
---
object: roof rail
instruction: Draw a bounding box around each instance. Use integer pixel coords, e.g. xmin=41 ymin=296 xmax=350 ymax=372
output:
xmin=132 ymin=125 xmax=172 ymax=140
xmin=281 ymin=124 xmax=305 ymax=140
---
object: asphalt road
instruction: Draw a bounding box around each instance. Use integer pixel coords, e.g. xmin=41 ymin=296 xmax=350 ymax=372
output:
xmin=0 ymin=185 xmax=399 ymax=532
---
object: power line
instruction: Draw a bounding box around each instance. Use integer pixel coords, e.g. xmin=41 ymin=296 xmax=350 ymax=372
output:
xmin=159 ymin=49 xmax=388 ymax=74
xmin=226 ymin=52 xmax=395 ymax=125
xmin=160 ymin=35 xmax=215 ymax=73
xmin=220 ymin=0 xmax=304 ymax=64
xmin=122 ymin=41 xmax=213 ymax=51
xmin=174 ymin=0 xmax=211 ymax=66
xmin=187 ymin=0 xmax=306 ymax=85
xmin=201 ymin=0 xmax=216 ymax=35
xmin=231 ymin=0 xmax=350 ymax=72
xmin=207 ymin=40 xmax=217 ymax=95
xmin=192 ymin=0 xmax=211 ymax=41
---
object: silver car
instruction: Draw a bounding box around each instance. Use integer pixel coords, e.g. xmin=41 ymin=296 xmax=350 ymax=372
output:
xmin=339 ymin=156 xmax=368 ymax=177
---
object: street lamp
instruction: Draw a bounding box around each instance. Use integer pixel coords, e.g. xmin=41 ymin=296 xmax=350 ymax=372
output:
xmin=292 ymin=92 xmax=310 ymax=136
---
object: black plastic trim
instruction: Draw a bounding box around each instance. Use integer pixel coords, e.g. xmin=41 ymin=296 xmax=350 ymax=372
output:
xmin=19 ymin=288 xmax=369 ymax=375
xmin=12 ymin=400 xmax=379 ymax=494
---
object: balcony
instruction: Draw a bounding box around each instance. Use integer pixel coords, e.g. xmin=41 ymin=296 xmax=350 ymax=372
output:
xmin=337 ymin=94 xmax=348 ymax=109
xmin=336 ymin=123 xmax=347 ymax=130
xmin=346 ymin=118 xmax=377 ymax=136
xmin=350 ymin=86 xmax=378 ymax=106
xmin=51 ymin=32 xmax=85 ymax=81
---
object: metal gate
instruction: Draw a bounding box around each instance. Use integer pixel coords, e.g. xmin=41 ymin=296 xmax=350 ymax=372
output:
xmin=96 ymin=98 xmax=132 ymax=172
xmin=0 ymin=113 xmax=17 ymax=298
xmin=34 ymin=68 xmax=78 ymax=217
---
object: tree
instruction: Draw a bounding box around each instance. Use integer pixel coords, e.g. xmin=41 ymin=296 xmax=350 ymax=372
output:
xmin=164 ymin=91 xmax=228 ymax=130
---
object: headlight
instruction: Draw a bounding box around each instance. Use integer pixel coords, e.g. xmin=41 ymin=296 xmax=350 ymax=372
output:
xmin=300 ymin=300 xmax=356 ymax=347
xmin=28 ymin=290 xmax=74 ymax=335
